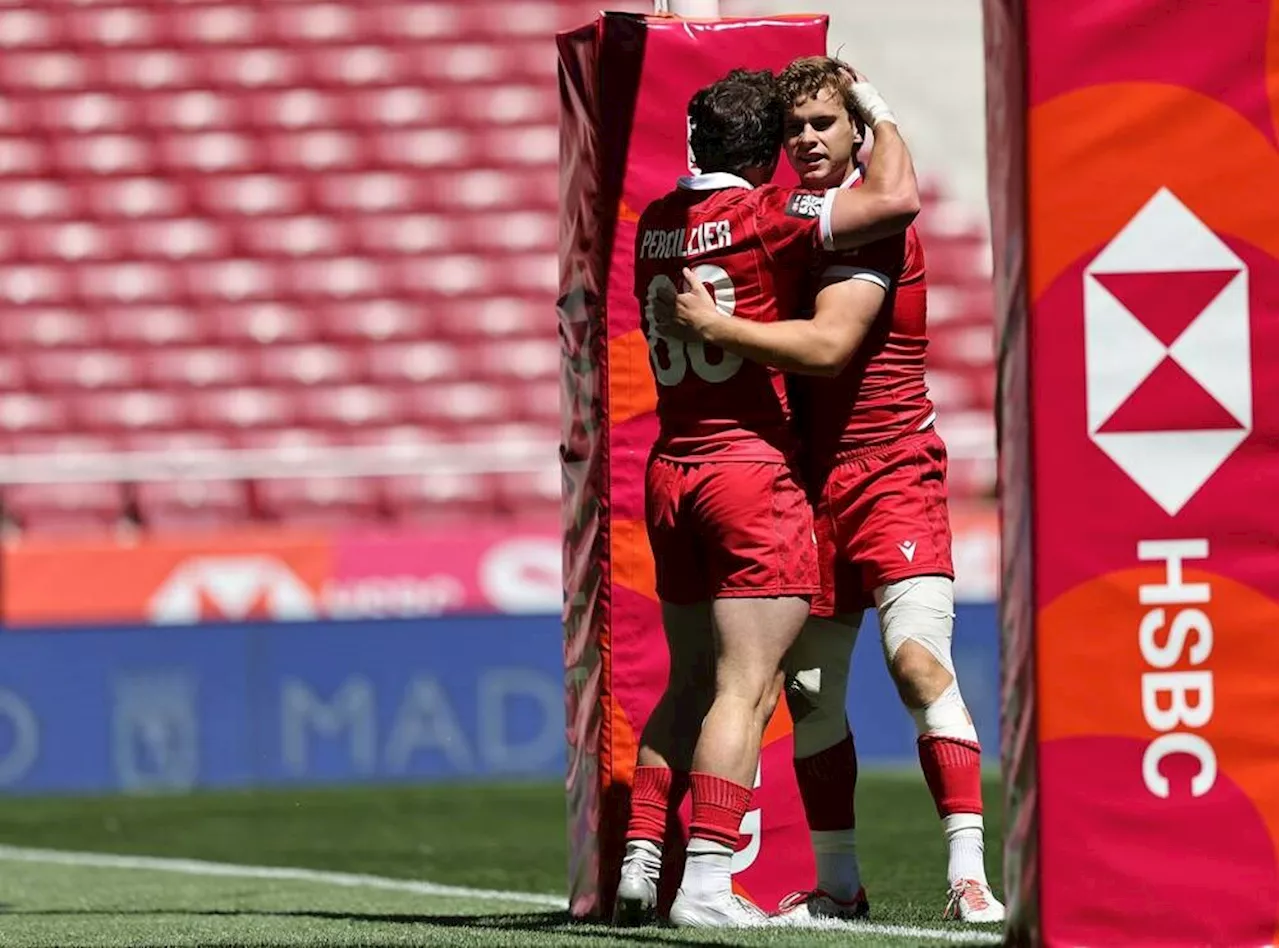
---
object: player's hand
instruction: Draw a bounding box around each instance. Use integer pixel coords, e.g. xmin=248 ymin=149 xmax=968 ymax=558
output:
xmin=838 ymin=65 xmax=897 ymax=128
xmin=650 ymin=280 xmax=695 ymax=342
xmin=654 ymin=267 xmax=720 ymax=342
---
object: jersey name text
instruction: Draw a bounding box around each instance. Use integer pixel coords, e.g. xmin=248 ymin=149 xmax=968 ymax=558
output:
xmin=639 ymin=220 xmax=732 ymax=260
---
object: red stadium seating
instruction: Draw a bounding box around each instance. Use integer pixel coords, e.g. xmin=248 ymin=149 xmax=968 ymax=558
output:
xmin=0 ymin=2 xmax=995 ymax=533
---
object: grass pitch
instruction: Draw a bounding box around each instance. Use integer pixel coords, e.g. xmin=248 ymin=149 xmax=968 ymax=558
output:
xmin=0 ymin=772 xmax=1004 ymax=947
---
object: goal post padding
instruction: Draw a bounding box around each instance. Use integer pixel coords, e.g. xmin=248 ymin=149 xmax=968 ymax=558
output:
xmin=557 ymin=12 xmax=828 ymax=919
xmin=986 ymin=0 xmax=1279 ymax=944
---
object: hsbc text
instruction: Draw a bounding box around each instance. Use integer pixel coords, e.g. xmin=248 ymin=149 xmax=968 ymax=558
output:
xmin=1137 ymin=539 xmax=1216 ymax=798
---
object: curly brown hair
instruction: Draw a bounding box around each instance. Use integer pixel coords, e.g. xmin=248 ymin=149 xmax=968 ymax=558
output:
xmin=777 ymin=56 xmax=865 ymax=137
xmin=686 ymin=68 xmax=783 ymax=176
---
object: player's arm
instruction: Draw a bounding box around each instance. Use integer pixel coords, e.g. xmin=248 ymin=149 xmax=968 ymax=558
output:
xmin=656 ymin=266 xmax=884 ymax=377
xmin=821 ymin=75 xmax=920 ymax=250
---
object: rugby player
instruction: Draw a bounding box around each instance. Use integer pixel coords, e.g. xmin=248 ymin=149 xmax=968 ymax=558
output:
xmin=617 ymin=66 xmax=920 ymax=929
xmin=654 ymin=56 xmax=1004 ymax=924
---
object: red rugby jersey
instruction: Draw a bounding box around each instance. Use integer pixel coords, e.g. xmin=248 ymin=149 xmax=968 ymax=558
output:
xmin=634 ymin=172 xmax=826 ymax=462
xmin=793 ymin=172 xmax=936 ymax=465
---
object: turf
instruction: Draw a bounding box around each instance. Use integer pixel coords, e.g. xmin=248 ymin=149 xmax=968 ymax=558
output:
xmin=0 ymin=772 xmax=1004 ymax=947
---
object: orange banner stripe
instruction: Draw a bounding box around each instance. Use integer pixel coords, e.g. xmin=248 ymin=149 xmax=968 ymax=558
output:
xmin=608 ymin=330 xmax=658 ymax=426
xmin=1029 ymin=83 xmax=1279 ymax=299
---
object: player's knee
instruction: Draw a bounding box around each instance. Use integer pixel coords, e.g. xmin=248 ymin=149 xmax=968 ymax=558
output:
xmin=716 ymin=661 xmax=772 ymax=703
xmin=784 ymin=617 xmax=857 ymax=757
xmin=756 ymin=668 xmax=785 ymax=725
xmin=787 ymin=682 xmax=849 ymax=758
xmin=877 ymin=575 xmax=956 ymax=708
xmin=889 ymin=640 xmax=953 ymax=709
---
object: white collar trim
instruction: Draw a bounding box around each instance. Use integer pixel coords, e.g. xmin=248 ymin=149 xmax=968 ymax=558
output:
xmin=677 ymin=172 xmax=754 ymax=192
xmin=839 ymin=167 xmax=863 ymax=190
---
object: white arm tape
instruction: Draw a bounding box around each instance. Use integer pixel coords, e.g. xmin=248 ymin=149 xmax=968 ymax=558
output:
xmin=819 ymin=188 xmax=839 ymax=251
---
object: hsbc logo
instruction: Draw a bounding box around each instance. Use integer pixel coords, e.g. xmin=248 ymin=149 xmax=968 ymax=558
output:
xmin=149 ymin=556 xmax=318 ymax=624
xmin=1084 ymin=188 xmax=1251 ymax=515
xmin=785 ymin=192 xmax=824 ymax=219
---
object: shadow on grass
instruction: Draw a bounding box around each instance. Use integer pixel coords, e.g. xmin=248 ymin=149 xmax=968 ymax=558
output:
xmin=0 ymin=908 xmax=720 ymax=946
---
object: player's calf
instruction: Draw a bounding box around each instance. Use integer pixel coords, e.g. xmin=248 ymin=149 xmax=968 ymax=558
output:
xmin=783 ymin=615 xmax=868 ymax=912
xmin=672 ymin=596 xmax=807 ymax=927
xmin=614 ymin=602 xmax=714 ymax=925
xmin=615 ymin=765 xmax=681 ymax=926
xmin=876 ymin=576 xmax=1005 ymax=924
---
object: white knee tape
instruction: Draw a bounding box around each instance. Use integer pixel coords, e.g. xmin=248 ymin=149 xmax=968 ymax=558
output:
xmin=875 ymin=575 xmax=956 ymax=675
xmin=783 ymin=615 xmax=860 ymax=758
xmin=874 ymin=577 xmax=976 ymax=741
xmin=911 ymin=679 xmax=978 ymax=742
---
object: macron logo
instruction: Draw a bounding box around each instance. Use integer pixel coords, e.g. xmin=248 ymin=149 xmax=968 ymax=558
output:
xmin=898 ymin=540 xmax=917 ymax=563
xmin=148 ymin=556 xmax=317 ymax=625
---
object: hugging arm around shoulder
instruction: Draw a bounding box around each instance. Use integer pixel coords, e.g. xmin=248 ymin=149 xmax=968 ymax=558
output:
xmin=698 ymin=276 xmax=886 ymax=377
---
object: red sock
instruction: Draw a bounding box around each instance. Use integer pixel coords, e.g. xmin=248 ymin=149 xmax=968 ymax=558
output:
xmin=688 ymin=772 xmax=753 ymax=848
xmin=627 ymin=766 xmax=684 ymax=843
xmin=917 ymin=735 xmax=983 ymax=818
xmin=794 ymin=731 xmax=857 ymax=832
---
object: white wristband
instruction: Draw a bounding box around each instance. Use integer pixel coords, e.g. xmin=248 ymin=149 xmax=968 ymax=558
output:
xmin=850 ymin=80 xmax=897 ymax=128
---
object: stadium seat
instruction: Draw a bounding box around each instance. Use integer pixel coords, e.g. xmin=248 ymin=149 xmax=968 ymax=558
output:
xmin=403 ymin=382 xmax=515 ymax=425
xmin=187 ymin=387 xmax=297 ymax=430
xmin=102 ymin=306 xmax=205 ymax=347
xmin=26 ymin=350 xmax=145 ymax=391
xmin=318 ymin=299 xmax=430 ymax=342
xmin=256 ymin=345 xmax=366 ymax=387
xmin=72 ymin=390 xmax=187 ymax=432
xmin=0 ymin=308 xmax=102 ymax=350
xmin=366 ymin=341 xmax=462 ymax=384
xmin=204 ymin=303 xmax=315 ymax=347
xmin=294 ymin=385 xmax=404 ymax=428
xmin=143 ymin=347 xmax=257 ymax=389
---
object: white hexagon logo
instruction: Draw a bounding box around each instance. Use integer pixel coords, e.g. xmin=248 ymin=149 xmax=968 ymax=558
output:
xmin=1084 ymin=188 xmax=1251 ymax=515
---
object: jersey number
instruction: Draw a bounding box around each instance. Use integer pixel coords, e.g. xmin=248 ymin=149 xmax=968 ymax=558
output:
xmin=643 ymin=264 xmax=743 ymax=387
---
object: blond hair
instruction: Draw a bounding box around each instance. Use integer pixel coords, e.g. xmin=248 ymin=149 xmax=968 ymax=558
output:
xmin=777 ymin=56 xmax=865 ymax=136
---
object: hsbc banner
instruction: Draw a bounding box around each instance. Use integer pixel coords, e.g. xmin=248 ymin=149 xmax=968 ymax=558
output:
xmin=0 ymin=607 xmax=998 ymax=794
xmin=1 ymin=522 xmax=564 ymax=627
xmin=986 ymin=0 xmax=1278 ymax=945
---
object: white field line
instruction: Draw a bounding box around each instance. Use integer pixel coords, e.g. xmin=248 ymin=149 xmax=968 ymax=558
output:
xmin=0 ymin=844 xmax=563 ymax=908
xmin=0 ymin=844 xmax=1002 ymax=944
